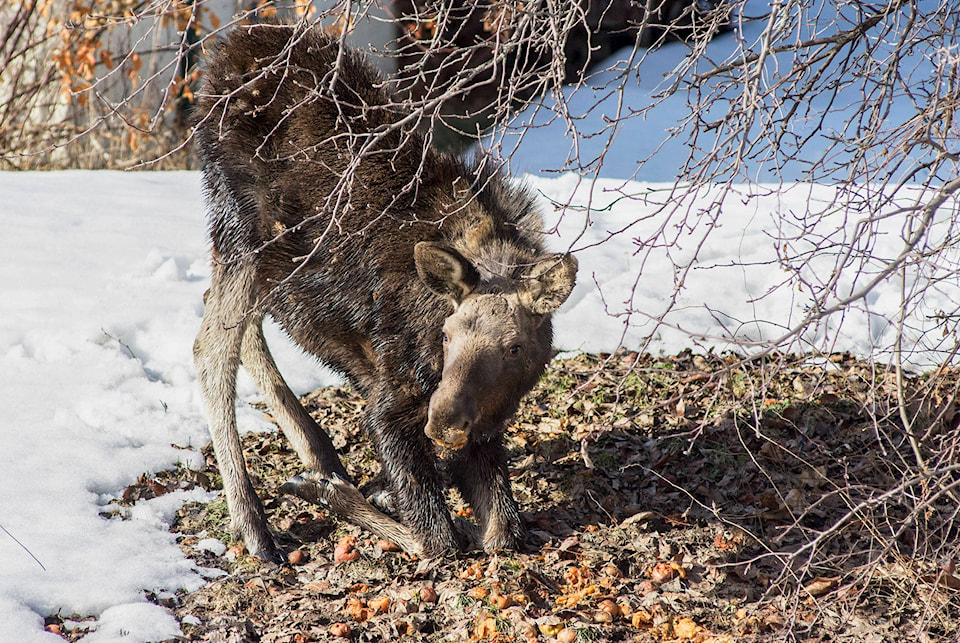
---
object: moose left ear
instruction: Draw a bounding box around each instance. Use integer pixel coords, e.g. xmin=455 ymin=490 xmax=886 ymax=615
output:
xmin=519 ymin=253 xmax=578 ymax=315
xmin=414 ymin=241 xmax=479 ymax=303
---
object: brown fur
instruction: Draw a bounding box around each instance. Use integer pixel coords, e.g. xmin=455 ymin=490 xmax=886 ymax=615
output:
xmin=192 ymin=23 xmax=577 ymax=560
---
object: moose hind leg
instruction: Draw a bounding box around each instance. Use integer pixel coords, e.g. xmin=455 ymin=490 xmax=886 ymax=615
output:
xmin=194 ymin=262 xmax=282 ymax=563
xmin=239 ymin=316 xmax=349 ymax=480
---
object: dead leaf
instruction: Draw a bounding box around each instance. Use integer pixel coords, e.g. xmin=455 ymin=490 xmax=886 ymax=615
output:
xmin=803 ymin=576 xmax=840 ymax=597
xmin=621 ymin=510 xmax=656 ymax=526
xmin=674 ymin=617 xmax=702 ymax=639
xmin=920 ymin=572 xmax=960 ymax=590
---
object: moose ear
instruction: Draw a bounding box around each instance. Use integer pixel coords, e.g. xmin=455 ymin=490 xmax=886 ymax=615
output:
xmin=414 ymin=242 xmax=479 ymax=303
xmin=519 ymin=254 xmax=578 ymax=315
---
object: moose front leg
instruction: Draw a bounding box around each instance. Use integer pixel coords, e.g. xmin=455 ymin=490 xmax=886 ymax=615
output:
xmin=280 ymin=471 xmax=424 ymax=555
xmin=365 ymin=392 xmax=464 ymax=556
xmin=446 ymin=436 xmax=523 ymax=552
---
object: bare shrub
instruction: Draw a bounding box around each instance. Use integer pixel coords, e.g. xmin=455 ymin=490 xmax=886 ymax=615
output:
xmin=0 ymin=0 xmax=722 ymax=167
xmin=0 ymin=0 xmax=225 ymax=169
xmin=388 ymin=0 xmax=726 ymax=149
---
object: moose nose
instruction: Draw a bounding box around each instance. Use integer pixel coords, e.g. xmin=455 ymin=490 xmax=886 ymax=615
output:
xmin=425 ymin=394 xmax=477 ymax=450
xmin=429 ymin=426 xmax=469 ymax=451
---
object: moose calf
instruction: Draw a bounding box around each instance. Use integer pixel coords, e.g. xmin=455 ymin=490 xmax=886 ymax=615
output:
xmin=193 ymin=23 xmax=577 ymax=561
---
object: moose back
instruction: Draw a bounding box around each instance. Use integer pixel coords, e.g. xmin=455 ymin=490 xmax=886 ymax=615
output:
xmin=192 ymin=24 xmax=577 ymax=561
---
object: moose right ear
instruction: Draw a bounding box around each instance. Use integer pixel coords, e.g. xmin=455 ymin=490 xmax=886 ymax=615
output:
xmin=518 ymin=253 xmax=578 ymax=315
xmin=414 ymin=242 xmax=479 ymax=303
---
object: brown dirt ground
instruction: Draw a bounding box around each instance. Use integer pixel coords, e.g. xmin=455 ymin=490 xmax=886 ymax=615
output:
xmin=50 ymin=351 xmax=960 ymax=641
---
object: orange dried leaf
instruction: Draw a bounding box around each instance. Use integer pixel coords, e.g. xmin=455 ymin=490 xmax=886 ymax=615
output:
xmin=368 ymin=595 xmax=390 ymax=614
xmin=631 ymin=609 xmax=653 ymax=628
xmin=491 ymin=592 xmax=513 ymax=609
xmin=459 ymin=561 xmax=483 ymax=580
xmin=674 ymin=617 xmax=702 ymax=640
xmin=475 ymin=616 xmax=498 ymax=639
xmin=344 ymin=597 xmax=372 ymax=622
xmin=467 ymin=586 xmax=489 ymax=600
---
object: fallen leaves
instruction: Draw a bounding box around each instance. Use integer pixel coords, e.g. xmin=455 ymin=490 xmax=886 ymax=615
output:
xmin=343 ymin=592 xmax=391 ymax=623
xmin=158 ymin=350 xmax=960 ymax=641
xmin=474 ymin=614 xmax=499 ymax=639
xmin=555 ymin=565 xmax=597 ymax=608
xmin=673 ymin=616 xmax=703 ymax=639
xmin=490 ymin=591 xmax=514 ymax=610
xmin=919 ymin=559 xmax=960 ymax=591
xmin=468 ymin=585 xmax=489 ymax=601
xmin=343 ymin=596 xmax=373 ymax=622
xmin=459 ymin=560 xmax=485 ymax=580
xmin=922 ymin=571 xmax=960 ymax=590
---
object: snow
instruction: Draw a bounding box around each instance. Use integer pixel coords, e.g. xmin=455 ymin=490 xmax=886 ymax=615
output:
xmin=73 ymin=604 xmax=182 ymax=643
xmin=0 ymin=172 xmax=338 ymax=641
xmin=1 ymin=2 xmax=957 ymax=640
xmin=531 ymin=177 xmax=960 ymax=364
xmin=492 ymin=0 xmax=945 ymax=184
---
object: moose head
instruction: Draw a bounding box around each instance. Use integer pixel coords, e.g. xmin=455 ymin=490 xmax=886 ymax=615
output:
xmin=414 ymin=241 xmax=578 ymax=450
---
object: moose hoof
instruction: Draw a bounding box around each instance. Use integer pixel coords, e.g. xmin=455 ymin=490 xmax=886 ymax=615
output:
xmin=241 ymin=528 xmax=287 ymax=566
xmin=280 ymin=471 xmax=343 ymax=508
xmin=249 ymin=542 xmax=287 ymax=567
xmin=368 ymin=489 xmax=397 ymax=516
xmin=482 ymin=527 xmax=521 ymax=553
xmin=280 ymin=473 xmax=322 ymax=505
xmin=452 ymin=517 xmax=482 ymax=551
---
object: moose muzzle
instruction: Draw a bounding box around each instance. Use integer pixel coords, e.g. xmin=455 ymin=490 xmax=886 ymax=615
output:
xmin=424 ymin=386 xmax=477 ymax=450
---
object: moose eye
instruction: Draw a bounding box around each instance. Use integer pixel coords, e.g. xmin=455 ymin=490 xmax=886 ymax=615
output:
xmin=508 ymin=344 xmax=522 ymax=356
xmin=442 ymin=332 xmax=449 ymax=344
